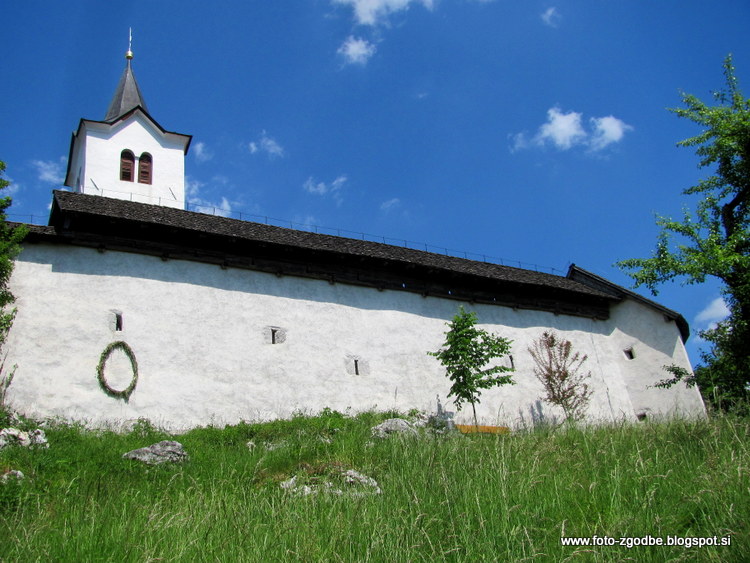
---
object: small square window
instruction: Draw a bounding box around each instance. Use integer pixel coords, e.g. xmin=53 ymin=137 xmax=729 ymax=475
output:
xmin=624 ymin=347 xmax=636 ymax=360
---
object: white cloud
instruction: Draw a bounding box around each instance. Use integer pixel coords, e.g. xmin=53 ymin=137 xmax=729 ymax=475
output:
xmin=303 ymin=178 xmax=328 ymax=195
xmin=304 ymin=175 xmax=348 ymax=205
xmin=589 ymin=116 xmax=634 ymax=151
xmin=2 ymin=174 xmax=21 ymax=197
xmin=338 ymin=36 xmax=377 ymax=66
xmin=249 ymin=131 xmax=285 ymax=159
xmin=193 ymin=141 xmax=213 ymax=162
xmin=293 ymin=215 xmax=321 ymax=231
xmin=211 ymin=174 xmax=230 ymax=186
xmin=512 ymin=107 xmax=632 ymax=152
xmin=380 ymin=197 xmax=401 ymax=211
xmin=332 ymin=0 xmax=434 ymax=26
xmin=186 ymin=176 xmax=232 ymax=218
xmin=211 ymin=197 xmax=233 ymax=218
xmin=695 ymin=297 xmax=730 ymax=331
xmin=31 ymin=157 xmax=65 ymax=185
xmin=536 ymin=107 xmax=587 ymax=150
xmin=509 ymin=132 xmax=530 ymax=152
xmin=185 ymin=177 xmax=204 ymax=199
xmin=304 ymin=175 xmax=347 ymax=195
xmin=541 ymin=7 xmax=561 ymax=28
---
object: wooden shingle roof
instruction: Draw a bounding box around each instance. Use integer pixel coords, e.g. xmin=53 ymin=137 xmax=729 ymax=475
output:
xmin=19 ymin=190 xmax=646 ymax=321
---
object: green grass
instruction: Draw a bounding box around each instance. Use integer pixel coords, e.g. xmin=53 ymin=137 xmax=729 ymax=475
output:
xmin=1 ymin=409 xmax=748 ymax=562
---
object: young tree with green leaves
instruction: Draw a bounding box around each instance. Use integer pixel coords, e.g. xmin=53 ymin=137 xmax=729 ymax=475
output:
xmin=0 ymin=160 xmax=26 ymax=406
xmin=618 ymin=55 xmax=750 ymax=410
xmin=0 ymin=161 xmax=26 ymax=339
xmin=429 ymin=306 xmax=514 ymax=427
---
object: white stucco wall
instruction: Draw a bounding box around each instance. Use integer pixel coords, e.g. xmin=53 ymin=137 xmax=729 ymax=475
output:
xmin=4 ymin=243 xmax=705 ymax=430
xmin=68 ymin=115 xmax=186 ymax=208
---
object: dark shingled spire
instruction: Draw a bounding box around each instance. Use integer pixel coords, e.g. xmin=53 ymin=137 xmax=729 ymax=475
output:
xmin=104 ymin=59 xmax=148 ymax=122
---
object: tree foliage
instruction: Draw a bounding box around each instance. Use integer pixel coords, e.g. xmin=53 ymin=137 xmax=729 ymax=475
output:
xmin=0 ymin=160 xmax=26 ymax=411
xmin=429 ymin=307 xmax=514 ymax=427
xmin=528 ymin=331 xmax=592 ymax=422
xmin=0 ymin=161 xmax=26 ymax=339
xmin=617 ymin=55 xmax=750 ymax=410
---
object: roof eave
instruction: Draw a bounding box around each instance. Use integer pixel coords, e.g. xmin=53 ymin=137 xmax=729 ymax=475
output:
xmin=34 ymin=191 xmax=619 ymax=321
xmin=63 ymin=123 xmax=83 ymax=188
xmin=567 ymin=264 xmax=690 ymax=342
xmin=85 ymin=108 xmax=191 ymax=152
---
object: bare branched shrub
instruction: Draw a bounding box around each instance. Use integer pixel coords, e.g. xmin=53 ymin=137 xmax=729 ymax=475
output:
xmin=528 ymin=331 xmax=592 ymax=422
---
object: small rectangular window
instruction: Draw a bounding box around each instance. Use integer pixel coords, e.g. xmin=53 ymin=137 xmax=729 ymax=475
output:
xmin=138 ymin=153 xmax=152 ymax=184
xmin=346 ymin=356 xmax=368 ymax=376
xmin=120 ymin=150 xmax=135 ymax=182
xmin=265 ymin=326 xmax=286 ymax=344
xmin=624 ymin=347 xmax=635 ymax=360
xmin=110 ymin=310 xmax=124 ymax=333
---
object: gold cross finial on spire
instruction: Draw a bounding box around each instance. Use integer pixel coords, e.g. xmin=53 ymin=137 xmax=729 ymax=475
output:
xmin=126 ymin=28 xmax=134 ymax=60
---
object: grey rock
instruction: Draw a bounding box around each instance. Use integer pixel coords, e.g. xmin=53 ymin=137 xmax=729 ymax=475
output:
xmin=343 ymin=469 xmax=381 ymax=495
xmin=409 ymin=411 xmax=430 ymax=427
xmin=371 ymin=418 xmax=418 ymax=439
xmin=264 ymin=439 xmax=288 ymax=451
xmin=29 ymin=429 xmax=49 ymax=448
xmin=280 ymin=475 xmax=316 ymax=496
xmin=0 ymin=428 xmax=49 ymax=449
xmin=279 ymin=475 xmax=298 ymax=490
xmin=0 ymin=428 xmax=28 ymax=448
xmin=280 ymin=469 xmax=382 ymax=497
xmin=122 ymin=440 xmax=188 ymax=465
xmin=1 ymin=469 xmax=24 ymax=483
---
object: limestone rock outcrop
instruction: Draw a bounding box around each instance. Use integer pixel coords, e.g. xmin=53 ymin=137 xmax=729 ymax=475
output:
xmin=0 ymin=428 xmax=49 ymax=449
xmin=371 ymin=418 xmax=418 ymax=439
xmin=122 ymin=440 xmax=189 ymax=465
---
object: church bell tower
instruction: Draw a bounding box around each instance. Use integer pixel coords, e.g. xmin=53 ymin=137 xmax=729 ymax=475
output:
xmin=63 ymin=39 xmax=192 ymax=209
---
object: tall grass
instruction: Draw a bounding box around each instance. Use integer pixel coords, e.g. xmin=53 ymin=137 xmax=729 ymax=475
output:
xmin=1 ymin=410 xmax=748 ymax=562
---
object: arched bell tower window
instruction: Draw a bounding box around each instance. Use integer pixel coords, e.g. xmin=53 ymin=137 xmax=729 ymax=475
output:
xmin=120 ymin=150 xmax=135 ymax=182
xmin=138 ymin=153 xmax=152 ymax=185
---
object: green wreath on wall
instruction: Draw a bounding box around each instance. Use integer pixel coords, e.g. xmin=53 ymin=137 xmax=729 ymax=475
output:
xmin=97 ymin=341 xmax=139 ymax=401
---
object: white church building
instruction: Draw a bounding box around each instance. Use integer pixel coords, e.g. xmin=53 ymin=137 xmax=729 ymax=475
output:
xmin=3 ymin=52 xmax=706 ymax=429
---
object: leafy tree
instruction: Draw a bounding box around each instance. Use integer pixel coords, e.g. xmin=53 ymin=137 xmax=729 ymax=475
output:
xmin=429 ymin=306 xmax=514 ymax=427
xmin=0 ymin=160 xmax=26 ymax=410
xmin=617 ymin=55 xmax=750 ymax=410
xmin=528 ymin=331 xmax=592 ymax=422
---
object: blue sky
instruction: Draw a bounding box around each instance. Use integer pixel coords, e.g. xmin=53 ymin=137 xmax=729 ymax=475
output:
xmin=2 ymin=1 xmax=749 ymax=364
